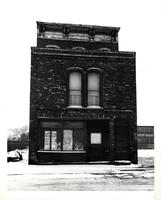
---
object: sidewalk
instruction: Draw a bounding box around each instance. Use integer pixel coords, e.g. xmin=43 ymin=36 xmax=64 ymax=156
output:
xmin=7 ymin=149 xmax=154 ymax=179
xmin=7 ymin=149 xmax=154 ymax=191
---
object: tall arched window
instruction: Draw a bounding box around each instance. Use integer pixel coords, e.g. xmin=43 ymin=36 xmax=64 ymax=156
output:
xmin=88 ymin=72 xmax=100 ymax=107
xmin=69 ymin=72 xmax=82 ymax=106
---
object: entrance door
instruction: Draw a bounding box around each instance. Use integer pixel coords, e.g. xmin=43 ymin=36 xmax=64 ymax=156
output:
xmin=115 ymin=119 xmax=130 ymax=160
xmin=86 ymin=120 xmax=108 ymax=161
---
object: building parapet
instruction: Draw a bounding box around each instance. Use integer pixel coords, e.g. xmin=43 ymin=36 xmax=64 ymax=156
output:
xmin=37 ymin=21 xmax=120 ymax=43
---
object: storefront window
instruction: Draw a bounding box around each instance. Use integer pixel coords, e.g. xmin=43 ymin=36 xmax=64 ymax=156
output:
xmin=44 ymin=131 xmax=51 ymax=150
xmin=63 ymin=130 xmax=73 ymax=150
xmin=42 ymin=121 xmax=85 ymax=151
xmin=51 ymin=131 xmax=57 ymax=150
xmin=74 ymin=129 xmax=84 ymax=150
xmin=44 ymin=130 xmax=58 ymax=150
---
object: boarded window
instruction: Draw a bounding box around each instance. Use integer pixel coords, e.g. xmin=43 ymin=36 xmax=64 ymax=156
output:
xmin=63 ymin=130 xmax=73 ymax=150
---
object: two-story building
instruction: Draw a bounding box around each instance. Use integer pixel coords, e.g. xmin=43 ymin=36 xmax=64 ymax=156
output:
xmin=29 ymin=22 xmax=137 ymax=164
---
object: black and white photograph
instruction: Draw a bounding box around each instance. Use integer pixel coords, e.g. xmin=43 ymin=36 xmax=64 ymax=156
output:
xmin=1 ymin=0 xmax=161 ymax=200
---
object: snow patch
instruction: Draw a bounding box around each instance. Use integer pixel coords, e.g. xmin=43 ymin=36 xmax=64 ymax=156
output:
xmin=138 ymin=150 xmax=154 ymax=157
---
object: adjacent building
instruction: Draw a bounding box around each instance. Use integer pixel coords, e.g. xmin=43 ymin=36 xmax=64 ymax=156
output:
xmin=29 ymin=22 xmax=137 ymax=164
xmin=137 ymin=126 xmax=154 ymax=149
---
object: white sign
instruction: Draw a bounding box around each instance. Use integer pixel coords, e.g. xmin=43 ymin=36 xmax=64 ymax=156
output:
xmin=90 ymin=133 xmax=102 ymax=144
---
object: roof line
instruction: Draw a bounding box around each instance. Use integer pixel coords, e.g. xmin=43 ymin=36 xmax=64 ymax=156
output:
xmin=36 ymin=21 xmax=120 ymax=32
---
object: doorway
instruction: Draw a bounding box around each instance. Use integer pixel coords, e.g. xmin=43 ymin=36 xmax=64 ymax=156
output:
xmin=86 ymin=120 xmax=109 ymax=161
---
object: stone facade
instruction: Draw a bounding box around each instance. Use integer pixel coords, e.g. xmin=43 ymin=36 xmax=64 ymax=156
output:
xmin=29 ymin=22 xmax=137 ymax=164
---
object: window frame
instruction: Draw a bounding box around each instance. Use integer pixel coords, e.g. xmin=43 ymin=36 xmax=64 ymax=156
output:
xmin=66 ymin=67 xmax=103 ymax=108
xmin=67 ymin=67 xmax=84 ymax=108
xmin=41 ymin=121 xmax=86 ymax=151
xmin=43 ymin=129 xmax=59 ymax=150
xmin=87 ymin=68 xmax=103 ymax=108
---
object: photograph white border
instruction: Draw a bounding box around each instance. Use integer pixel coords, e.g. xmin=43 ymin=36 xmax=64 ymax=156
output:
xmin=1 ymin=0 xmax=161 ymax=199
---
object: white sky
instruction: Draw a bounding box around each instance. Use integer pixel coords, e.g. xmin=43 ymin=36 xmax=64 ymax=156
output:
xmin=1 ymin=0 xmax=161 ymax=130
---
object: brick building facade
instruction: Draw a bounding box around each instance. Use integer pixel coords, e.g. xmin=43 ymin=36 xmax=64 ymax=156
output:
xmin=29 ymin=22 xmax=137 ymax=164
xmin=137 ymin=126 xmax=154 ymax=149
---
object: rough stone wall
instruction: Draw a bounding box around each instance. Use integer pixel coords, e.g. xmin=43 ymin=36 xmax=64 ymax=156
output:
xmin=30 ymin=51 xmax=136 ymax=120
xmin=29 ymin=49 xmax=137 ymax=164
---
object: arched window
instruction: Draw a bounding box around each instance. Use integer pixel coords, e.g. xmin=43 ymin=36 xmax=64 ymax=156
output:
xmin=88 ymin=72 xmax=100 ymax=107
xmin=98 ymin=47 xmax=111 ymax=52
xmin=69 ymin=72 xmax=82 ymax=106
xmin=72 ymin=46 xmax=86 ymax=51
xmin=45 ymin=45 xmax=61 ymax=49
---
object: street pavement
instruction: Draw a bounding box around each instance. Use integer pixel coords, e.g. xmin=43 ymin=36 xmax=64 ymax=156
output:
xmin=7 ymin=150 xmax=154 ymax=191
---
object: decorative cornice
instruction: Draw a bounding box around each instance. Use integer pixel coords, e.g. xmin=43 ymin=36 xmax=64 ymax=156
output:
xmin=37 ymin=21 xmax=120 ymax=33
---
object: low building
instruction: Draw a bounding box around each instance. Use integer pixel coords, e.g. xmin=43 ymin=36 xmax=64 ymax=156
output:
xmin=137 ymin=126 xmax=154 ymax=149
xmin=29 ymin=22 xmax=137 ymax=164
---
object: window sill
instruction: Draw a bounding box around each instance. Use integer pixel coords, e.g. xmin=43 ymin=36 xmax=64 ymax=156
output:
xmin=87 ymin=106 xmax=103 ymax=109
xmin=67 ymin=105 xmax=83 ymax=109
xmin=65 ymin=106 xmax=103 ymax=110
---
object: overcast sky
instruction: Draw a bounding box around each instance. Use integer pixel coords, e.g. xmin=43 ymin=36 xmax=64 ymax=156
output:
xmin=1 ymin=0 xmax=161 ymax=131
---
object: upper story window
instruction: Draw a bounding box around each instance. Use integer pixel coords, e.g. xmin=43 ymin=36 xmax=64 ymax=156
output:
xmin=69 ymin=72 xmax=82 ymax=107
xmin=88 ymin=72 xmax=100 ymax=107
xmin=67 ymin=67 xmax=102 ymax=108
